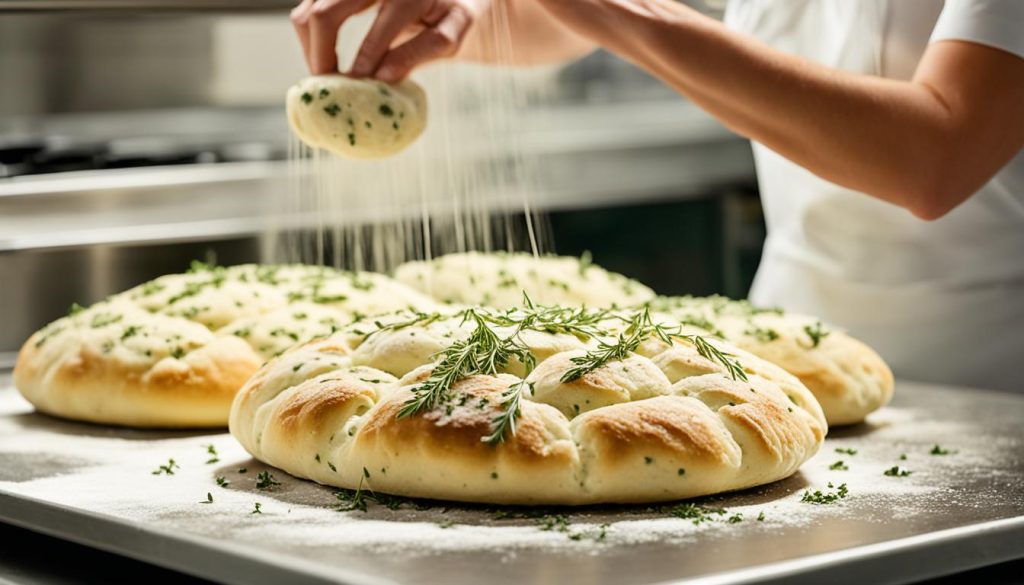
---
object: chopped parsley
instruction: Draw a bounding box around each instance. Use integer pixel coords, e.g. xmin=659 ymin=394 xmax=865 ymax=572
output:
xmin=301 ymin=91 xmax=313 ymax=104
xmin=323 ymin=103 xmax=341 ymax=117
xmin=801 ymin=482 xmax=848 ymax=504
xmin=251 ymin=502 xmax=263 ymax=514
xmin=803 ymin=321 xmax=831 ymax=348
xmin=828 ymin=460 xmax=849 ymax=471
xmin=834 ymin=447 xmax=858 ymax=456
xmin=152 ymin=458 xmax=179 ymax=476
xmin=216 ymin=476 xmax=229 ymax=487
xmin=255 ymin=471 xmax=280 ymax=489
xmin=745 ymin=327 xmax=779 ymax=343
xmin=663 ymin=502 xmax=728 ymax=525
xmin=200 ymin=492 xmax=213 ymax=504
xmin=379 ymin=103 xmax=394 ymax=117
xmin=930 ymin=444 xmax=956 ymax=456
xmin=204 ymin=444 xmax=219 ymax=464
xmin=884 ymin=466 xmax=912 ymax=477
xmin=90 ymin=313 xmax=123 ymax=328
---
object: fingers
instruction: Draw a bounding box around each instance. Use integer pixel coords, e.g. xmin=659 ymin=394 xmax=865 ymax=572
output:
xmin=375 ymin=5 xmax=474 ymax=82
xmin=350 ymin=2 xmax=419 ymax=78
xmin=305 ymin=0 xmax=375 ymax=75
xmin=290 ymin=0 xmax=316 ymax=70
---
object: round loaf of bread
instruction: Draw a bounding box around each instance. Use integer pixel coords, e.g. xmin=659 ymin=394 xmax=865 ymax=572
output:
xmin=286 ymin=75 xmax=427 ymax=159
xmin=229 ymin=306 xmax=826 ymax=504
xmin=14 ymin=300 xmax=262 ymax=427
xmin=651 ymin=296 xmax=895 ymax=426
xmin=14 ymin=263 xmax=439 ymax=428
xmin=394 ymin=251 xmax=655 ymax=308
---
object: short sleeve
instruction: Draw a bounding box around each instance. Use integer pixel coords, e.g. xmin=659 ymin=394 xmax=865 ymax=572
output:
xmin=930 ymin=0 xmax=1024 ymax=59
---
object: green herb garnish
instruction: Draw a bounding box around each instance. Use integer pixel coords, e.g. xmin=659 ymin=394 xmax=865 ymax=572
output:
xmin=255 ymin=471 xmax=280 ymax=489
xmin=663 ymin=502 xmax=728 ymax=525
xmin=152 ymin=458 xmax=179 ymax=476
xmin=801 ymin=482 xmax=849 ymax=504
xmin=803 ymin=321 xmax=831 ymax=348
xmin=561 ymin=307 xmax=746 ymax=383
xmin=745 ymin=326 xmax=779 ymax=343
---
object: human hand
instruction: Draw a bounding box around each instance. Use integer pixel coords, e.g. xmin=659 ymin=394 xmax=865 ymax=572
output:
xmin=290 ymin=0 xmax=489 ymax=82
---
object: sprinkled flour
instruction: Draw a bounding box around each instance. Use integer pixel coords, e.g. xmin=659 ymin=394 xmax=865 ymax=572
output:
xmin=0 ymin=381 xmax=1021 ymax=584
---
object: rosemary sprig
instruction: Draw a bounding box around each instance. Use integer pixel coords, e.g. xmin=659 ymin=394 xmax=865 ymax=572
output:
xmin=561 ymin=308 xmax=747 ymax=383
xmin=394 ymin=302 xmax=746 ymax=445
xmin=397 ymin=309 xmax=535 ymax=421
xmin=561 ymin=329 xmax=641 ymax=383
xmin=482 ymin=379 xmax=533 ymax=445
xmin=363 ymin=311 xmax=445 ymax=340
xmin=479 ymin=292 xmax=612 ymax=340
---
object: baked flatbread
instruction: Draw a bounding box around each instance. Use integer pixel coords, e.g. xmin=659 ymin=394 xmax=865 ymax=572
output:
xmin=651 ymin=296 xmax=895 ymax=426
xmin=230 ymin=305 xmax=826 ymax=504
xmin=394 ymin=251 xmax=655 ymax=308
xmin=396 ymin=252 xmax=892 ymax=426
xmin=14 ymin=263 xmax=437 ymax=427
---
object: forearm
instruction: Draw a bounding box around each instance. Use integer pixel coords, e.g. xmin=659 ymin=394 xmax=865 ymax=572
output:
xmin=540 ymin=0 xmax=1023 ymax=219
xmin=460 ymin=0 xmax=597 ymax=65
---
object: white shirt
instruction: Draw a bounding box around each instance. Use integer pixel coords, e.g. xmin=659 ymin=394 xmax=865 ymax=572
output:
xmin=723 ymin=0 xmax=1024 ymax=393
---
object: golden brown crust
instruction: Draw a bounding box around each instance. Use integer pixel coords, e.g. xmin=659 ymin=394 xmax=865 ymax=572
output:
xmin=229 ymin=310 xmax=826 ymax=505
xmin=15 ymin=302 xmax=261 ymax=428
xmin=15 ymin=264 xmax=438 ymax=428
xmin=653 ymin=297 xmax=895 ymax=425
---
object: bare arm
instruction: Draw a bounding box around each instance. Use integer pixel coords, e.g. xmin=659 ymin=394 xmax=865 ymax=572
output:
xmin=290 ymin=0 xmax=594 ymax=82
xmin=458 ymin=1 xmax=596 ymax=67
xmin=537 ymin=0 xmax=1024 ymax=219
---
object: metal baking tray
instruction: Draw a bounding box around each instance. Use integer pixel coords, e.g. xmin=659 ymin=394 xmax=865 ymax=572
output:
xmin=0 ymin=375 xmax=1021 ymax=585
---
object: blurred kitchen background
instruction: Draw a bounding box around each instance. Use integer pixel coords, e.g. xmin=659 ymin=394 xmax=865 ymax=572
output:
xmin=0 ymin=0 xmax=761 ymax=368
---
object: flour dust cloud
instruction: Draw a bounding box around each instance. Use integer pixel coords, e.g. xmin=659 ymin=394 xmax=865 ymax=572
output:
xmin=266 ymin=5 xmax=554 ymax=273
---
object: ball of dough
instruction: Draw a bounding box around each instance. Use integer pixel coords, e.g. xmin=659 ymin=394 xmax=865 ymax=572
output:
xmin=286 ymin=75 xmax=427 ymax=159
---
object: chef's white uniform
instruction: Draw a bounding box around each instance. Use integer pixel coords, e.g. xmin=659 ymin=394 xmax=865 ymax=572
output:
xmin=722 ymin=0 xmax=1024 ymax=393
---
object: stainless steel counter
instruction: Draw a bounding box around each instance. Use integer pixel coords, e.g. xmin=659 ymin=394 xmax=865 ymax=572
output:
xmin=0 ymin=378 xmax=1021 ymax=585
